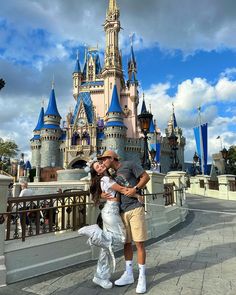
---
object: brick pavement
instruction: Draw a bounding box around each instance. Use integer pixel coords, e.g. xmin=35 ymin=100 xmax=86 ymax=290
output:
xmin=1 ymin=194 xmax=236 ymax=295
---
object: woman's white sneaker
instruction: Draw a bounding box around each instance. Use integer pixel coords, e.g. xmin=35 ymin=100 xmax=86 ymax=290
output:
xmin=92 ymin=277 xmax=113 ymax=289
xmin=136 ymin=275 xmax=146 ymax=294
xmin=114 ymin=271 xmax=134 ymax=286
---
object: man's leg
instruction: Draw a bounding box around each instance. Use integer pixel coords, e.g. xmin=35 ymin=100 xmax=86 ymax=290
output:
xmin=114 ymin=212 xmax=135 ymax=286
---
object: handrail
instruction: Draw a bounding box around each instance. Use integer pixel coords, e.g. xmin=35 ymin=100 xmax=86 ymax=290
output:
xmin=0 ymin=190 xmax=91 ymax=242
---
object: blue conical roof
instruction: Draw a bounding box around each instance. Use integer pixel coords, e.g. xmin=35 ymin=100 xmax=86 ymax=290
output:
xmin=34 ymin=107 xmax=44 ymax=131
xmin=45 ymin=88 xmax=61 ymax=118
xmin=74 ymin=58 xmax=81 ymax=73
xmin=141 ymin=99 xmax=147 ymax=114
xmin=107 ymin=85 xmax=122 ymax=113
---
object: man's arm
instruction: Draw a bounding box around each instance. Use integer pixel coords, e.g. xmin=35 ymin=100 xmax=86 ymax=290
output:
xmin=124 ymin=171 xmax=150 ymax=197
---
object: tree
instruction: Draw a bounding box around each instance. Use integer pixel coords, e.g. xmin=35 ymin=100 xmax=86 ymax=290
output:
xmin=0 ymin=78 xmax=5 ymax=90
xmin=0 ymin=138 xmax=19 ymax=159
xmin=227 ymin=145 xmax=236 ymax=175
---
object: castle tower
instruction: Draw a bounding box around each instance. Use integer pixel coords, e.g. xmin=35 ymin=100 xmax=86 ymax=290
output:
xmin=73 ymin=51 xmax=82 ymax=100
xmin=102 ymin=0 xmax=124 ymax=113
xmin=127 ymin=36 xmax=138 ymax=85
xmin=40 ymin=84 xmax=62 ymax=168
xmin=104 ymin=85 xmax=127 ymax=159
xmin=30 ymin=106 xmax=44 ymax=167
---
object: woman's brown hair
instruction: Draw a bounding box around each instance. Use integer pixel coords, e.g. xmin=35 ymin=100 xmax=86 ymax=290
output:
xmin=89 ymin=162 xmax=103 ymax=205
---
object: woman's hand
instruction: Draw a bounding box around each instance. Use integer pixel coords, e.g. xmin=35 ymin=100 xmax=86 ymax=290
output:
xmin=101 ymin=191 xmax=114 ymax=200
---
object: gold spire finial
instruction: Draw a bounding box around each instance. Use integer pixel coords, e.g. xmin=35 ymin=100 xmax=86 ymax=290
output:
xmin=41 ymin=98 xmax=45 ymax=108
xmin=143 ymin=92 xmax=145 ymax=101
xmin=77 ymin=49 xmax=79 ymax=60
xmin=109 ymin=0 xmax=117 ymax=11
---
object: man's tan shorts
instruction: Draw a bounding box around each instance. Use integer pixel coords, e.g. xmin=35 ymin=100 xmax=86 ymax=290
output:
xmin=121 ymin=207 xmax=147 ymax=243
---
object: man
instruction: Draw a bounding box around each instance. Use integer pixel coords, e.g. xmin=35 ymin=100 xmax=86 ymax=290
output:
xmin=98 ymin=150 xmax=150 ymax=294
xmin=18 ymin=181 xmax=33 ymax=230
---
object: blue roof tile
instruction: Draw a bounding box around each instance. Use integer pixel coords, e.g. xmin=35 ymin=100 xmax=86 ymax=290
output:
xmin=45 ymin=88 xmax=61 ymax=118
xmin=106 ymin=121 xmax=126 ymax=127
xmin=33 ymin=107 xmax=44 ymax=131
xmin=30 ymin=135 xmax=41 ymax=141
xmin=73 ymin=92 xmax=93 ymax=124
xmin=107 ymin=85 xmax=122 ymax=113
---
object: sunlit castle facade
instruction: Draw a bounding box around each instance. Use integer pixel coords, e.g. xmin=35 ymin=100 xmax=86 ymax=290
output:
xmin=30 ymin=0 xmax=185 ymax=176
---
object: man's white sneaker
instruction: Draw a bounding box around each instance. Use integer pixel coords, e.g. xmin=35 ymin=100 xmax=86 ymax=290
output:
xmin=114 ymin=271 xmax=134 ymax=286
xmin=92 ymin=277 xmax=113 ymax=289
xmin=136 ymin=275 xmax=146 ymax=294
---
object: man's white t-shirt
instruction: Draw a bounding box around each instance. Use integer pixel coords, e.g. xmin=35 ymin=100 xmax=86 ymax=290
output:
xmin=100 ymin=176 xmax=116 ymax=198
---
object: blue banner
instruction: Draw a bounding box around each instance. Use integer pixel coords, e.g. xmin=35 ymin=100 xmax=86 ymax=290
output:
xmin=193 ymin=126 xmax=201 ymax=159
xmin=150 ymin=143 xmax=161 ymax=163
xmin=201 ymin=123 xmax=208 ymax=175
xmin=193 ymin=123 xmax=208 ymax=174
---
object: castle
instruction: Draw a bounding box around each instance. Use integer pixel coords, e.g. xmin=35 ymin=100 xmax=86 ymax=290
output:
xmin=30 ymin=0 xmax=185 ymax=180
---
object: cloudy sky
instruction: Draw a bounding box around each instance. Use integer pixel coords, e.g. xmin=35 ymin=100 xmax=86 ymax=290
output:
xmin=0 ymin=0 xmax=236 ymax=163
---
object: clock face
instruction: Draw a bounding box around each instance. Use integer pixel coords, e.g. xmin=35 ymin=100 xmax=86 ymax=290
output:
xmin=77 ymin=118 xmax=86 ymax=127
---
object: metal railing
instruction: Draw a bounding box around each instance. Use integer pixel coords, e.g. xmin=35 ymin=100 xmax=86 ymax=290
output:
xmin=229 ymin=180 xmax=236 ymax=191
xmin=163 ymin=183 xmax=175 ymax=206
xmin=0 ymin=190 xmax=91 ymax=242
xmin=208 ymin=180 xmax=219 ymax=190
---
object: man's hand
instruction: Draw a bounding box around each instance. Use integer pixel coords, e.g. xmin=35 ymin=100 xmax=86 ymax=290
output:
xmin=123 ymin=187 xmax=136 ymax=197
xmin=101 ymin=191 xmax=114 ymax=200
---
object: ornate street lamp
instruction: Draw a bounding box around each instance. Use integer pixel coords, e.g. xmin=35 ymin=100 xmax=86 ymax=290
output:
xmin=221 ymin=147 xmax=228 ymax=174
xmin=168 ymin=131 xmax=179 ymax=170
xmin=138 ymin=111 xmax=153 ymax=170
xmin=0 ymin=78 xmax=5 ymax=90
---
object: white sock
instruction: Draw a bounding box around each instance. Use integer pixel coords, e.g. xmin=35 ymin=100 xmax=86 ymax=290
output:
xmin=138 ymin=264 xmax=146 ymax=276
xmin=125 ymin=260 xmax=133 ymax=274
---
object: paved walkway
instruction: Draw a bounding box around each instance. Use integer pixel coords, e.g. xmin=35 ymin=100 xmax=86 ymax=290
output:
xmin=1 ymin=194 xmax=236 ymax=295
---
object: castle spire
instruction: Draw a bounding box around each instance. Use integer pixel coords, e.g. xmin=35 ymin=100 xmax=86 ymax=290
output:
xmin=45 ymin=86 xmax=61 ymax=118
xmin=109 ymin=0 xmax=118 ymax=12
xmin=107 ymin=85 xmax=122 ymax=113
xmin=141 ymin=93 xmax=147 ymax=114
xmin=34 ymin=107 xmax=44 ymax=131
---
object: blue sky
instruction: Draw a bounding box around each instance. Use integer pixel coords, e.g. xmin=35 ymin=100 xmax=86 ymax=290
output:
xmin=0 ymin=0 xmax=236 ymax=163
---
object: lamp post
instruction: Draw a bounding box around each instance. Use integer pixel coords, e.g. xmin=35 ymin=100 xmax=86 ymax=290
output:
xmin=221 ymin=147 xmax=228 ymax=174
xmin=138 ymin=111 xmax=153 ymax=170
xmin=168 ymin=131 xmax=179 ymax=170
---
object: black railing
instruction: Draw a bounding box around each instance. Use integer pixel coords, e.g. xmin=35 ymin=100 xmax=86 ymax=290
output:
xmin=163 ymin=183 xmax=175 ymax=206
xmin=0 ymin=190 xmax=91 ymax=242
xmin=208 ymin=180 xmax=219 ymax=190
xmin=229 ymin=180 xmax=236 ymax=191
xmin=199 ymin=180 xmax=205 ymax=188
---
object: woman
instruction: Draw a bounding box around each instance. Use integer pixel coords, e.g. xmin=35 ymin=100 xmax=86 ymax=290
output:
xmin=78 ymin=161 xmax=134 ymax=289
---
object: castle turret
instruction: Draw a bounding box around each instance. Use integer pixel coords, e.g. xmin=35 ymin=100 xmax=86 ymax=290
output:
xmin=104 ymin=85 xmax=127 ymax=159
xmin=102 ymin=0 xmax=124 ymax=114
xmin=128 ymin=37 xmax=138 ymax=86
xmin=73 ymin=51 xmax=82 ymax=100
xmin=40 ymin=84 xmax=62 ymax=168
xmin=31 ymin=106 xmax=44 ymax=167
